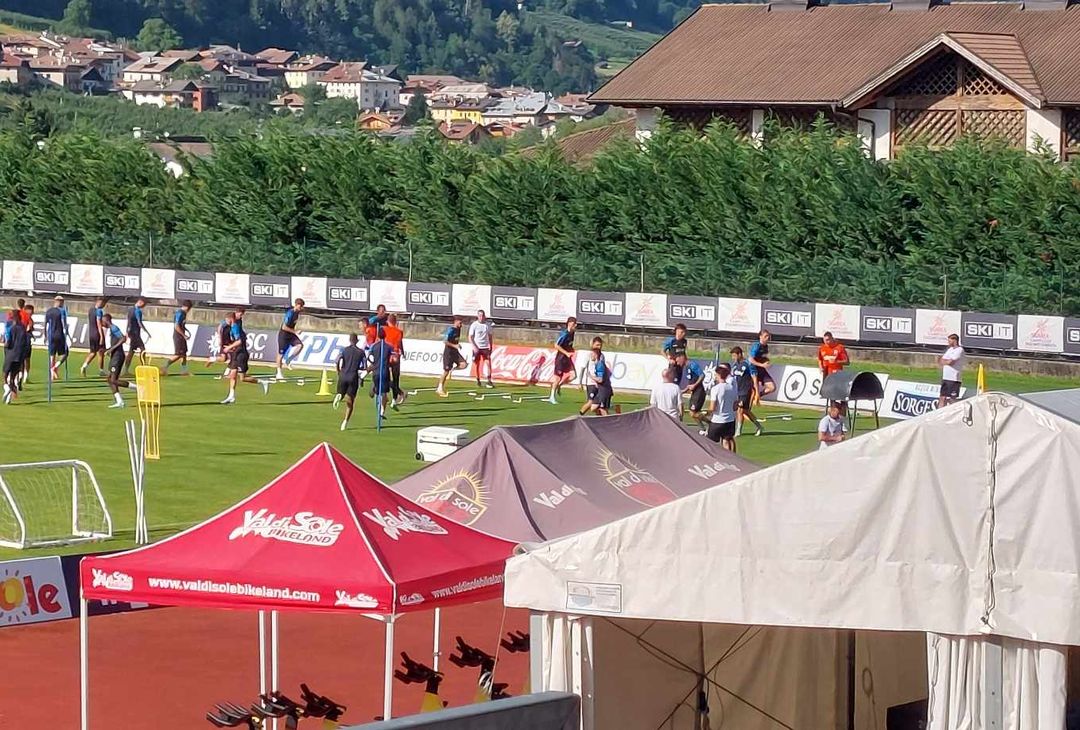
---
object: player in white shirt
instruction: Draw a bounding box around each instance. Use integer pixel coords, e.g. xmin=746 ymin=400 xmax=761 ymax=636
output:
xmin=938 ymin=333 xmax=965 ymax=407
xmin=650 ymin=367 xmax=683 ymax=420
xmin=818 ymin=402 xmax=847 ymax=449
xmin=705 ymin=364 xmax=738 ymax=452
xmin=468 ymin=310 xmax=495 ymax=389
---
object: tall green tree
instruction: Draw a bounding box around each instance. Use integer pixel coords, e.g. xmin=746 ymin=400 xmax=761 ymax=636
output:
xmin=402 ymin=90 xmax=429 ymax=125
xmin=56 ymin=0 xmax=92 ymax=35
xmin=135 ymin=18 xmax=183 ymax=52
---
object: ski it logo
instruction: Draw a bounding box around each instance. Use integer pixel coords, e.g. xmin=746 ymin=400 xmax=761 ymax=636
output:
xmin=416 ymin=470 xmax=488 ymax=525
xmin=229 ymin=509 xmax=345 ymax=546
xmin=362 ymin=507 xmax=448 ymax=541
xmin=90 ymin=568 xmax=134 ymax=592
xmin=596 ymin=449 xmax=677 ymax=507
xmin=334 ymin=590 xmax=379 ymax=609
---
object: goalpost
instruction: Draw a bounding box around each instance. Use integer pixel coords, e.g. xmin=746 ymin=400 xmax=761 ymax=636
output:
xmin=0 ymin=460 xmax=113 ymax=549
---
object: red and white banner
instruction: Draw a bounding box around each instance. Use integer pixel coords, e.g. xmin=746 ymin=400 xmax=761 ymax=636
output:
xmin=717 ymin=298 xmax=761 ymax=334
xmin=291 ymin=276 xmax=328 ymax=309
xmin=141 ymin=268 xmax=176 ymax=299
xmin=1016 ymin=315 xmax=1064 ymax=354
xmin=915 ymin=309 xmax=961 ymax=346
xmin=215 ymin=273 xmax=250 ymax=306
xmin=70 ymin=264 xmax=104 ymax=296
xmin=2 ymin=260 xmax=33 ymax=291
xmin=624 ymin=293 xmax=668 ymax=327
xmin=452 ymin=284 xmax=492 ymax=316
xmin=370 ymin=280 xmax=407 ymax=312
xmin=0 ymin=556 xmax=73 ymax=627
xmin=536 ymin=288 xmax=577 ymax=323
xmin=815 ymin=303 xmax=861 ymax=340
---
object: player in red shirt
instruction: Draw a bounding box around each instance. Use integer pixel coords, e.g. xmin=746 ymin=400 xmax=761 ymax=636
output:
xmin=817 ymin=331 xmax=849 ymax=379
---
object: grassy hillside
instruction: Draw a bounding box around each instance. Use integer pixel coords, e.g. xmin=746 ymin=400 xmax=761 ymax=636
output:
xmin=524 ymin=9 xmax=659 ymax=63
xmin=0 ymin=8 xmax=111 ymax=37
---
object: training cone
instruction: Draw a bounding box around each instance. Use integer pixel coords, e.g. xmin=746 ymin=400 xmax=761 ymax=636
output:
xmin=316 ymin=369 xmax=333 ymax=396
xmin=420 ymin=692 xmax=444 ymax=713
xmin=977 ymin=364 xmax=987 ymax=395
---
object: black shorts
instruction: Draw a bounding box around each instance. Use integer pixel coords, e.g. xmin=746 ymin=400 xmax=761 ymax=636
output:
xmin=3 ymin=357 xmax=21 ymax=377
xmin=473 ymin=347 xmax=491 ymax=362
xmin=48 ymin=336 xmax=68 ymax=357
xmin=89 ymin=331 xmax=104 ymax=353
xmin=232 ymin=349 xmax=250 ymax=374
xmin=337 ymin=377 xmax=359 ymax=399
xmin=753 ymin=369 xmax=773 ymax=386
xmin=707 ymin=420 xmax=736 ymax=442
xmin=940 ymin=380 xmax=961 ymax=399
xmin=278 ymin=331 xmax=301 ymax=356
xmin=554 ymin=352 xmax=574 ymax=377
xmin=670 ymin=361 xmax=683 ymax=385
xmin=443 ymin=347 xmax=466 ymax=372
xmin=737 ymin=392 xmax=753 ymax=412
xmin=587 ymin=383 xmax=613 ymax=409
xmin=688 ymin=386 xmax=706 ymax=413
xmin=22 ymin=342 xmax=32 ymax=362
xmin=108 ymin=349 xmax=125 ymax=376
xmin=173 ymin=332 xmax=188 ymax=357
xmin=128 ymin=333 xmax=145 ymax=352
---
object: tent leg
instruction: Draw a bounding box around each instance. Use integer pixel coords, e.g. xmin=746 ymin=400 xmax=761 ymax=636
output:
xmin=847 ymin=631 xmax=856 ymax=730
xmin=384 ymin=619 xmax=395 ymax=721
xmin=259 ymin=611 xmax=267 ymax=697
xmin=271 ymin=610 xmax=280 ymax=730
xmin=80 ymin=596 xmax=89 ymax=730
xmin=432 ymin=608 xmax=441 ymax=673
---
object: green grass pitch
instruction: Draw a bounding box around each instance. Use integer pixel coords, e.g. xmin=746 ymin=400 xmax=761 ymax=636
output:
xmin=1 ymin=351 xmax=1067 ymax=559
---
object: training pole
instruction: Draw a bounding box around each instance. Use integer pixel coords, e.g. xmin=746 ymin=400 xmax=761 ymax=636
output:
xmin=271 ymin=610 xmax=280 ymax=730
xmin=45 ymin=320 xmax=52 ymax=403
xmin=376 ymin=322 xmax=385 ymax=433
xmin=258 ymin=611 xmax=267 ymax=697
xmin=433 ymin=608 xmax=442 ymax=672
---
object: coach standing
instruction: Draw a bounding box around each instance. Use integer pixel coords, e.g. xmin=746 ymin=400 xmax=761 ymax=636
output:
xmin=938 ymin=334 xmax=965 ymax=407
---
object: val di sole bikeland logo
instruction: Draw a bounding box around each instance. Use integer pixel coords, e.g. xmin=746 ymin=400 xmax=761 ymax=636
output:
xmin=596 ymin=449 xmax=677 ymax=507
xmin=416 ymin=471 xmax=489 ymax=525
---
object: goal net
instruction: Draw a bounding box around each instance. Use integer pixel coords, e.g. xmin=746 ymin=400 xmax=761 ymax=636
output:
xmin=0 ymin=460 xmax=113 ymax=549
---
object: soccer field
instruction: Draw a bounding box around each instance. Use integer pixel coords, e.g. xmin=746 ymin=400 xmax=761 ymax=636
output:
xmin=2 ymin=357 xmax=840 ymax=559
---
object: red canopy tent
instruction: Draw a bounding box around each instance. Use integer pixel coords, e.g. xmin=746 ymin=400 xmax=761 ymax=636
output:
xmin=78 ymin=443 xmax=516 ymax=728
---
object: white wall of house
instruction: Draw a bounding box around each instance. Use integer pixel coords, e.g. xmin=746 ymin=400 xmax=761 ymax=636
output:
xmin=635 ymin=107 xmax=660 ymax=141
xmin=857 ymin=108 xmax=892 ymax=161
xmin=1026 ymin=108 xmax=1062 ymax=160
xmin=123 ymin=70 xmax=166 ymax=83
xmin=285 ymin=69 xmax=326 ymax=89
xmin=131 ymin=91 xmax=167 ymax=108
xmin=322 ymin=80 xmax=361 ymax=100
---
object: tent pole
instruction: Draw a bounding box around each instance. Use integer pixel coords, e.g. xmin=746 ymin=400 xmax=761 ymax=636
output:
xmin=80 ymin=595 xmax=89 ymax=730
xmin=847 ymin=631 xmax=856 ymax=730
xmin=272 ymin=610 xmax=280 ymax=730
xmin=432 ymin=608 xmax=441 ymax=672
xmin=258 ymin=611 xmax=267 ymax=697
xmin=383 ymin=618 xmax=395 ymax=720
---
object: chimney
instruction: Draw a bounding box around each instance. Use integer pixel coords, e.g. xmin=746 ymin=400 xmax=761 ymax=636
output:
xmin=891 ymin=0 xmax=932 ymax=11
xmin=1023 ymin=0 xmax=1068 ymax=9
xmin=769 ymin=0 xmax=815 ymax=11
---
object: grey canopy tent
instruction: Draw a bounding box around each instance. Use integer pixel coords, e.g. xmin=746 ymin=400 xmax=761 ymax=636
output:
xmin=392 ymin=408 xmax=757 ymax=542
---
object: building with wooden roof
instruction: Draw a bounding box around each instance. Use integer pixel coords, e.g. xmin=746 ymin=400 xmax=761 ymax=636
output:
xmin=589 ymin=1 xmax=1080 ymax=160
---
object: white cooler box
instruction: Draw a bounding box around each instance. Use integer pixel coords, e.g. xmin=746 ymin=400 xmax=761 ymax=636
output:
xmin=415 ymin=426 xmax=470 ymax=462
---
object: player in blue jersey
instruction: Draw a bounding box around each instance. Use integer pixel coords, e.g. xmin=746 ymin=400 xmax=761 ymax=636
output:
xmin=333 ymin=333 xmax=367 ymax=431
xmin=80 ymin=297 xmax=107 ymax=377
xmin=205 ymin=311 xmax=235 ymax=377
xmin=122 ymin=297 xmax=151 ymax=377
xmin=275 ymin=298 xmax=305 ymax=381
xmin=44 ymin=295 xmax=70 ymax=380
xmin=748 ymin=329 xmax=776 ymax=405
xmin=436 ymin=316 xmax=468 ymax=398
xmin=547 ymin=316 xmax=578 ymax=405
xmin=662 ymin=323 xmax=689 ymax=384
xmin=220 ymin=310 xmax=269 ymax=405
xmin=101 ymin=314 xmax=138 ymax=408
xmin=3 ymin=308 xmax=27 ymax=404
xmin=730 ymin=346 xmax=763 ymax=437
xmin=579 ymin=336 xmax=613 ymax=416
xmin=161 ymin=300 xmax=193 ymax=376
xmin=677 ymin=353 xmax=707 ymax=426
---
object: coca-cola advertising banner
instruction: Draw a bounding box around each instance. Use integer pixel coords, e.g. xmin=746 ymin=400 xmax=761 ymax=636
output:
xmin=490 ymin=286 xmax=537 ymax=320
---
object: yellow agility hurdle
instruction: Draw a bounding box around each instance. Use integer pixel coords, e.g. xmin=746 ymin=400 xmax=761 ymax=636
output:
xmin=135 ymin=366 xmax=161 ymax=460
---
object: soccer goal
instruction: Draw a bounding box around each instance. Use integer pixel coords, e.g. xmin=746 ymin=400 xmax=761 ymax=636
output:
xmin=0 ymin=460 xmax=113 ymax=549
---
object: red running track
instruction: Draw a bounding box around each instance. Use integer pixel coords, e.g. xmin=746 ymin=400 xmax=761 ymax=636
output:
xmin=0 ymin=600 xmax=528 ymax=729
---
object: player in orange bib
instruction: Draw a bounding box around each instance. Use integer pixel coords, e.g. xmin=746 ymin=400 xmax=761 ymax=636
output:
xmin=817 ymin=331 xmax=849 ymax=379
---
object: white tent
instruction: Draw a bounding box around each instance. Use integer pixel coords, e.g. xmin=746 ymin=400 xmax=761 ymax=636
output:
xmin=505 ymin=393 xmax=1080 ymax=730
